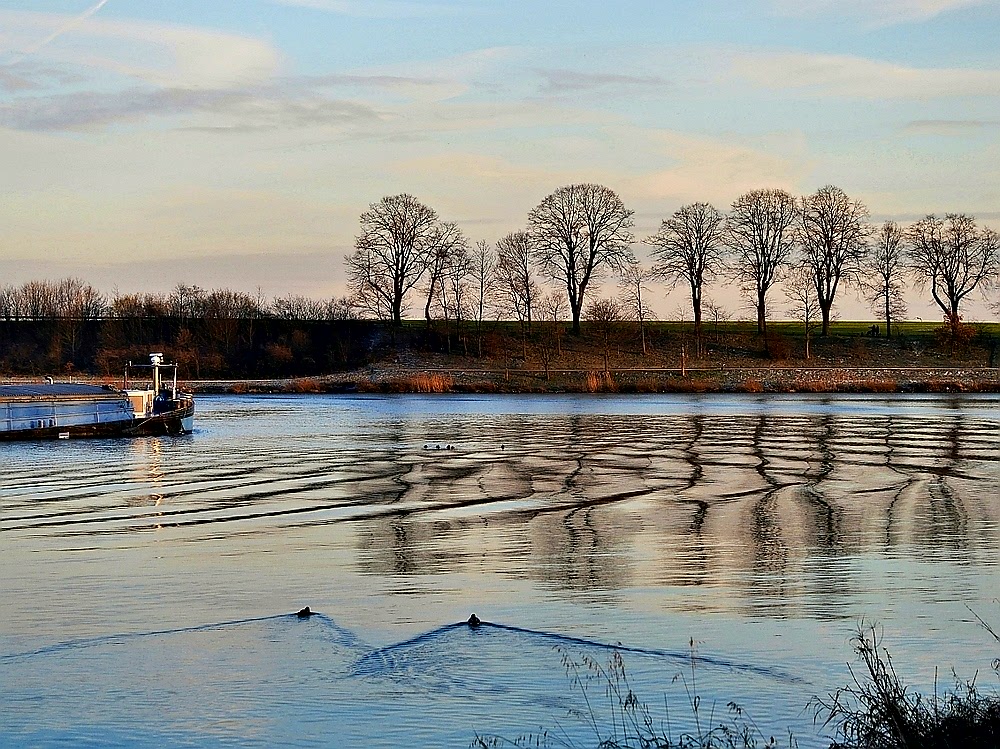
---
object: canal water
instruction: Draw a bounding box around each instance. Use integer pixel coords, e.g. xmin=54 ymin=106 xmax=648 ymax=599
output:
xmin=2 ymin=394 xmax=998 ymax=747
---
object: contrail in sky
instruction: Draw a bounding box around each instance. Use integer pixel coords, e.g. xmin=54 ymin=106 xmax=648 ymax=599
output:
xmin=9 ymin=0 xmax=111 ymax=64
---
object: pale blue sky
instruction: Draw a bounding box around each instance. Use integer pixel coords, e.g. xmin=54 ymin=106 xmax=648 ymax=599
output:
xmin=1 ymin=0 xmax=999 ymax=317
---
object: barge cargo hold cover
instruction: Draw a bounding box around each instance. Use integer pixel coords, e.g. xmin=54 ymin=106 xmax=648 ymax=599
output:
xmin=0 ymin=384 xmax=135 ymax=439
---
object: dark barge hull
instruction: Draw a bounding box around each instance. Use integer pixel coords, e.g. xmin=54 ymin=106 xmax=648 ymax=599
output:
xmin=0 ymin=407 xmax=195 ymax=441
xmin=124 ymin=402 xmax=195 ymax=437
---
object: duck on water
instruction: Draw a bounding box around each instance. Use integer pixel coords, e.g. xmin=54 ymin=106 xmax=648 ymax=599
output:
xmin=0 ymin=353 xmax=194 ymax=441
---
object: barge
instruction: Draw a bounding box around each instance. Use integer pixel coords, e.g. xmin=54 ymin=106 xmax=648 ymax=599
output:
xmin=0 ymin=354 xmax=194 ymax=440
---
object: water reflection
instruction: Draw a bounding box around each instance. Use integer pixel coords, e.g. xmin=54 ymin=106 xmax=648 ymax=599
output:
xmin=343 ymin=405 xmax=1000 ymax=609
xmin=1 ymin=396 xmax=998 ymax=613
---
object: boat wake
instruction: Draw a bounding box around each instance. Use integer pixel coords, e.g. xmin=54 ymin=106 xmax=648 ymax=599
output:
xmin=1 ymin=610 xmax=802 ymax=687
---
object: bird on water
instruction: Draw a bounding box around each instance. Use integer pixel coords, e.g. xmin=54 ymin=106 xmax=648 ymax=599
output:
xmin=296 ymin=606 xmax=313 ymax=618
xmin=467 ymin=613 xmax=481 ymax=627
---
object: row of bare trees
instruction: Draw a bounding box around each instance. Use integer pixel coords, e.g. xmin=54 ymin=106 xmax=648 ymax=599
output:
xmin=346 ymin=186 xmax=636 ymax=338
xmin=0 ymin=280 xmax=357 ymax=323
xmin=628 ymin=187 xmax=997 ymax=345
xmin=4 ymin=185 xmax=995 ymax=361
xmin=346 ymin=185 xmax=1000 ymax=350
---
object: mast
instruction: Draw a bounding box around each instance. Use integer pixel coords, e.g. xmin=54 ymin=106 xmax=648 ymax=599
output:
xmin=150 ymin=353 xmax=163 ymax=394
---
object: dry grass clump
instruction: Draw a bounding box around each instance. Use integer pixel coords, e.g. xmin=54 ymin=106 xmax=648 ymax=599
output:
xmin=835 ymin=379 xmax=898 ymax=394
xmin=396 ymin=373 xmax=454 ymax=393
xmin=286 ymin=377 xmax=322 ymax=393
xmin=362 ymin=373 xmax=454 ymax=393
xmin=585 ymin=371 xmax=619 ymax=393
xmin=354 ymin=378 xmax=380 ymax=393
xmin=737 ymin=378 xmax=764 ymax=393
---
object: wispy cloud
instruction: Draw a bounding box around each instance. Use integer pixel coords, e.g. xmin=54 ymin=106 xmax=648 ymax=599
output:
xmin=731 ymin=50 xmax=1000 ymax=98
xmin=902 ymin=119 xmax=1000 ymax=135
xmin=0 ymin=83 xmax=381 ymax=132
xmin=0 ymin=10 xmax=281 ymax=89
xmin=769 ymin=0 xmax=994 ymax=26
xmin=534 ymin=69 xmax=670 ymax=96
xmin=624 ymin=129 xmax=811 ymax=206
xmin=271 ymin=0 xmax=463 ymax=18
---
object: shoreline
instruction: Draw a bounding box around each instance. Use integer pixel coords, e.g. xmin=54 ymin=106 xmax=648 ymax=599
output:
xmin=182 ymin=365 xmax=1000 ymax=395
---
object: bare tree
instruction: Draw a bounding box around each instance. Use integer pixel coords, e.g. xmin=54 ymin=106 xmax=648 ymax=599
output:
xmin=726 ymin=188 xmax=798 ymax=336
xmin=433 ymin=241 xmax=475 ymax=353
xmin=271 ymin=294 xmax=327 ymax=320
xmin=540 ymin=290 xmax=568 ymax=358
xmin=19 ymin=280 xmax=58 ymax=320
xmin=110 ymin=291 xmax=169 ymax=319
xmin=799 ymin=185 xmax=870 ymax=336
xmin=703 ymin=298 xmax=731 ymax=342
xmin=618 ymin=260 xmax=655 ymax=355
xmin=784 ymin=268 xmax=820 ymax=360
xmin=585 ymin=297 xmax=624 ymax=373
xmin=52 ymin=278 xmax=107 ymax=358
xmin=169 ymin=283 xmax=207 ymax=321
xmin=862 ymin=221 xmax=908 ymax=337
xmin=442 ymin=243 xmax=474 ymax=324
xmin=529 ymin=183 xmax=635 ymax=336
xmin=909 ymin=213 xmax=999 ymax=331
xmin=647 ymin=202 xmax=726 ymax=351
xmin=346 ymin=194 xmax=444 ymax=325
xmin=494 ymin=230 xmax=540 ymax=333
xmin=469 ymin=240 xmax=496 ymax=357
xmin=0 ymin=285 xmax=18 ymax=321
xmin=325 ymin=296 xmax=360 ymax=320
xmin=421 ymin=221 xmax=468 ymax=327
xmin=201 ymin=288 xmax=264 ymax=356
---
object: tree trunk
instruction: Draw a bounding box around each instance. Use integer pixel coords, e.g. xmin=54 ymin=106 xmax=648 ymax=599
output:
xmin=756 ymin=291 xmax=767 ymax=335
xmin=820 ymin=301 xmax=832 ymax=336
xmin=693 ymin=296 xmax=703 ymax=357
xmin=884 ymin=295 xmax=891 ymax=338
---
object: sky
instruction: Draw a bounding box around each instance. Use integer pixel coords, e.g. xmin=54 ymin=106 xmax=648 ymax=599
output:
xmin=1 ymin=0 xmax=999 ymax=319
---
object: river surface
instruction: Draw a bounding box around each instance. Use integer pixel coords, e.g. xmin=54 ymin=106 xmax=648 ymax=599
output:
xmin=2 ymin=393 xmax=999 ymax=748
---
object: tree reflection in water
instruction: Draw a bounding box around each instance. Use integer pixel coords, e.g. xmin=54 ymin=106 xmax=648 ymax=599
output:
xmin=347 ymin=406 xmax=999 ymax=613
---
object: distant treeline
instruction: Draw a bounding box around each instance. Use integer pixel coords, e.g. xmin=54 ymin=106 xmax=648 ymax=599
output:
xmin=0 ymin=279 xmax=380 ymax=377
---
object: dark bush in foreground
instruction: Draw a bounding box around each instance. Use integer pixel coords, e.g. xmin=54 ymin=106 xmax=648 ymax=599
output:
xmin=813 ymin=622 xmax=1000 ymax=749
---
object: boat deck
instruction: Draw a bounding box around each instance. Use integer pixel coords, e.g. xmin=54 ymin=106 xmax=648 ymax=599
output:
xmin=0 ymin=384 xmax=124 ymax=401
